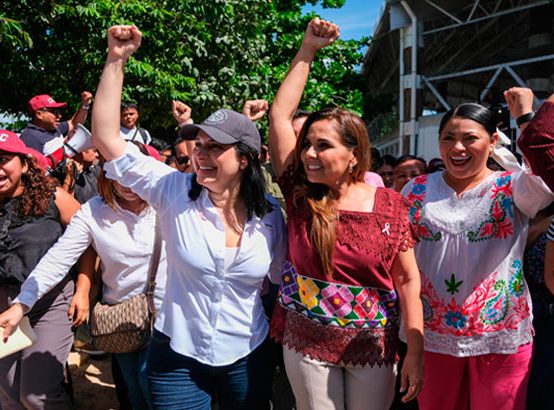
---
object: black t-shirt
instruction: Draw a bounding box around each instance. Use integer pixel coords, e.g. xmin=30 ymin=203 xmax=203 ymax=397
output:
xmin=74 ymin=165 xmax=100 ymax=205
xmin=0 ymin=195 xmax=63 ymax=286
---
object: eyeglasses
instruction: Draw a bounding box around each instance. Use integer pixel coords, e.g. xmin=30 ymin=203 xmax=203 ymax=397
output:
xmin=175 ymin=155 xmax=190 ymax=166
xmin=39 ymin=108 xmax=62 ymax=116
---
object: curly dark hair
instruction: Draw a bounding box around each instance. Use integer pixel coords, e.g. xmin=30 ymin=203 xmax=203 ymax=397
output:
xmin=17 ymin=154 xmax=57 ymax=219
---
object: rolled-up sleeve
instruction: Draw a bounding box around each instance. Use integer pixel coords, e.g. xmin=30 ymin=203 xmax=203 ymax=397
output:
xmin=518 ymin=101 xmax=554 ymax=191
xmin=103 ymin=143 xmax=186 ymax=212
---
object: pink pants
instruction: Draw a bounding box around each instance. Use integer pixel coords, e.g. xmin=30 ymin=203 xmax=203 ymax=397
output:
xmin=418 ymin=343 xmax=533 ymax=410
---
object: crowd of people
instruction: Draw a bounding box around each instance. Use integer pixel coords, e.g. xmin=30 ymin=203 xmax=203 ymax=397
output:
xmin=0 ymin=18 xmax=553 ymax=410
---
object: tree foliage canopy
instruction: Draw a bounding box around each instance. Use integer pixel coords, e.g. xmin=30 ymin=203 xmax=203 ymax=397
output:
xmin=0 ymin=0 xmax=369 ymax=139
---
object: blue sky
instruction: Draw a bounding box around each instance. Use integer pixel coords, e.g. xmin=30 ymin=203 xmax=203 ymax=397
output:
xmin=302 ymin=0 xmax=384 ymax=40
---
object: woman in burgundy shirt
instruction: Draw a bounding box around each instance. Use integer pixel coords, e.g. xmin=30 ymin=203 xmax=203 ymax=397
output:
xmin=268 ymin=18 xmax=424 ymax=410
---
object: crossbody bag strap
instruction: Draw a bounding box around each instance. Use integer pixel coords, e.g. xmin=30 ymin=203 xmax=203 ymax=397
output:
xmin=130 ymin=127 xmax=139 ymax=142
xmin=145 ymin=215 xmax=162 ymax=315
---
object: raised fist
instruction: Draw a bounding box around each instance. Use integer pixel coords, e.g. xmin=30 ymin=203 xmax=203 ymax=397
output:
xmin=172 ymin=100 xmax=193 ymax=126
xmin=301 ymin=18 xmax=340 ymax=52
xmin=503 ymin=87 xmax=534 ymax=119
xmin=242 ymin=99 xmax=269 ymax=122
xmin=107 ymin=25 xmax=142 ymax=60
xmin=80 ymin=91 xmax=93 ymax=105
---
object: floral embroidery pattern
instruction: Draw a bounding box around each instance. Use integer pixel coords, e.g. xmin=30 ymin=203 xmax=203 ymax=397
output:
xmin=407 ymin=175 xmax=442 ymax=241
xmin=467 ymin=172 xmax=514 ymax=242
xmin=421 ymin=259 xmax=530 ymax=336
xmin=278 ymin=261 xmax=399 ymax=329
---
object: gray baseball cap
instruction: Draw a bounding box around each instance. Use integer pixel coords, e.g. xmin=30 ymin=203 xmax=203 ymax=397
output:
xmin=179 ymin=109 xmax=261 ymax=153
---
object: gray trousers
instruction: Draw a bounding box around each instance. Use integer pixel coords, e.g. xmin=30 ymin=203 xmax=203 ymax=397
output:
xmin=0 ymin=276 xmax=74 ymax=410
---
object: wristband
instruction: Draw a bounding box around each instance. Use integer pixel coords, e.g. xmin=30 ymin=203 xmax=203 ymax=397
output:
xmin=178 ymin=119 xmax=194 ymax=127
xmin=516 ymin=112 xmax=534 ymax=127
xmin=81 ymin=104 xmax=91 ymax=111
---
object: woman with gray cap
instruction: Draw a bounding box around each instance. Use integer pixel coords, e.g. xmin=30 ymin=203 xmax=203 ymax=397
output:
xmin=91 ymin=25 xmax=286 ymax=410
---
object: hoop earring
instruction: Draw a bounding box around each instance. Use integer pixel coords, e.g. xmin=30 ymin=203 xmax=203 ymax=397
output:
xmin=348 ymin=164 xmax=354 ymax=174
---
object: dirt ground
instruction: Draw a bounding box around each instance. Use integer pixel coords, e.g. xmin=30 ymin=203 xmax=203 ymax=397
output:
xmin=70 ymin=352 xmax=119 ymax=410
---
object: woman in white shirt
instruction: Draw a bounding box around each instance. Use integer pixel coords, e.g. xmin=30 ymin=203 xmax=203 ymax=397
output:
xmin=90 ymin=26 xmax=286 ymax=410
xmin=401 ymin=101 xmax=553 ymax=410
xmin=0 ymin=144 xmax=167 ymax=410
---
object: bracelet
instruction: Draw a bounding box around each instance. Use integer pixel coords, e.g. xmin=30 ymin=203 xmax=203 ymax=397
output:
xmin=81 ymin=104 xmax=91 ymax=111
xmin=516 ymin=112 xmax=534 ymax=127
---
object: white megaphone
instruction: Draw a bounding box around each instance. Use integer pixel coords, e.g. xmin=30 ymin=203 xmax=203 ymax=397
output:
xmin=45 ymin=124 xmax=93 ymax=171
xmin=64 ymin=124 xmax=93 ymax=156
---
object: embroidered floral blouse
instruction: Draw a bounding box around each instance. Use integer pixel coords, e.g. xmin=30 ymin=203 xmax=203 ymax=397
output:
xmin=402 ymin=170 xmax=553 ymax=357
xmin=270 ymin=170 xmax=416 ymax=366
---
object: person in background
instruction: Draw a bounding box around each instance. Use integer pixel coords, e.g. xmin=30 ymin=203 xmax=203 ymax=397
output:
xmin=376 ymin=154 xmax=397 ymax=188
xmin=242 ymin=99 xmax=285 ymax=210
xmin=91 ymin=25 xmax=287 ymax=409
xmin=394 ymin=155 xmax=426 ymax=192
xmin=149 ymin=138 xmax=173 ymax=165
xmin=401 ymin=98 xmax=553 ymax=410
xmin=269 ymin=18 xmax=423 ymax=410
xmin=120 ymin=102 xmax=152 ymax=145
xmin=170 ymin=100 xmax=195 ymax=173
xmin=62 ymin=148 xmax=101 ymax=204
xmin=0 ymin=143 xmax=167 ymax=410
xmin=522 ymin=204 xmax=554 ymax=409
xmin=513 ymin=88 xmax=554 ymax=191
xmin=20 ymin=92 xmax=92 ymax=157
xmin=426 ymin=158 xmax=445 ymax=174
xmin=292 ymin=109 xmax=311 ymax=137
xmin=0 ymin=130 xmax=80 ymax=409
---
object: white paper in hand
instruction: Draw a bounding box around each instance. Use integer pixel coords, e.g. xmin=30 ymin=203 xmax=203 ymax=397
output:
xmin=0 ymin=317 xmax=37 ymax=359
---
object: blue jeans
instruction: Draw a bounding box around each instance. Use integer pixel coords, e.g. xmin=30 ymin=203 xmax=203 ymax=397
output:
xmin=146 ymin=330 xmax=272 ymax=410
xmin=115 ymin=345 xmax=152 ymax=410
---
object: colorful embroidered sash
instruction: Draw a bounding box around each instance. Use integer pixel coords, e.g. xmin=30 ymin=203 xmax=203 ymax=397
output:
xmin=278 ymin=261 xmax=399 ymax=329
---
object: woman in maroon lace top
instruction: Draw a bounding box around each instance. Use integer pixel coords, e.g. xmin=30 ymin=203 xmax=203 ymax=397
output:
xmin=268 ymin=18 xmax=424 ymax=410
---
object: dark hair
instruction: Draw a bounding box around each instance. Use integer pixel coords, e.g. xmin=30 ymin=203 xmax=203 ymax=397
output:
xmin=16 ymin=155 xmax=57 ymax=218
xmin=292 ymin=107 xmax=371 ymax=276
xmin=439 ymin=103 xmax=496 ymax=136
xmin=396 ymin=154 xmax=426 ymax=170
xmin=381 ymin=154 xmax=397 ymax=168
xmin=188 ymin=142 xmax=273 ymax=220
xmin=121 ymin=102 xmax=139 ymax=111
xmin=293 ymin=109 xmax=312 ymax=120
xmin=370 ymin=148 xmax=382 ymax=171
xmin=149 ymin=137 xmax=171 ymax=152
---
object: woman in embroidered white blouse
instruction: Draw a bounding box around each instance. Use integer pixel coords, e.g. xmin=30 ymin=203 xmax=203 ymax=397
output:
xmin=401 ymin=101 xmax=553 ymax=410
xmin=90 ymin=25 xmax=287 ymax=410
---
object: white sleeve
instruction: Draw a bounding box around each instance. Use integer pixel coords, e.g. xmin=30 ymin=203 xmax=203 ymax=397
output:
xmin=512 ymin=169 xmax=554 ymax=219
xmin=266 ymin=196 xmax=288 ymax=284
xmin=103 ymin=143 xmax=190 ymax=213
xmin=13 ymin=203 xmax=95 ymax=309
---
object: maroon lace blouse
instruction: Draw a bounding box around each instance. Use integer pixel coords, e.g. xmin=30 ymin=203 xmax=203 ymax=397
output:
xmin=270 ymin=171 xmax=416 ymax=366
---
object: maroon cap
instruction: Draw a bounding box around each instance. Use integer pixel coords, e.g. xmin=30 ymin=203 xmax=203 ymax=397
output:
xmin=28 ymin=94 xmax=67 ymax=113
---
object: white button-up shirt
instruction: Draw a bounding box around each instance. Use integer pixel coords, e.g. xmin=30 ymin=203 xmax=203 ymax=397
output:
xmin=15 ymin=197 xmax=167 ymax=310
xmin=103 ymin=144 xmax=286 ymax=366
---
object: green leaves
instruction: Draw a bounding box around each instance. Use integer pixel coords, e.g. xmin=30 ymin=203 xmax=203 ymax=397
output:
xmin=0 ymin=0 xmax=368 ymax=139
